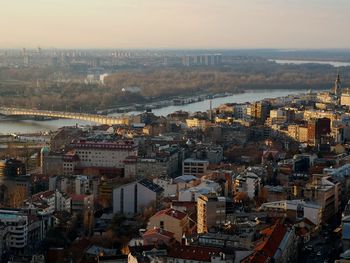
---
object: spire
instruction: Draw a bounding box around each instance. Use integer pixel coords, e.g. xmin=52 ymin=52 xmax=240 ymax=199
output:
xmin=334 ymin=72 xmax=342 ymax=96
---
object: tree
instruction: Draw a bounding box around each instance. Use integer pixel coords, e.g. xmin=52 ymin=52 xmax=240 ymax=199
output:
xmin=8 ymin=185 xmax=27 ymax=208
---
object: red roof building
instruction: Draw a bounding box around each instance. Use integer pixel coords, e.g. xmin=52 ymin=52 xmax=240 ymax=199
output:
xmin=167 ymin=245 xmax=222 ymax=262
xmin=241 ymin=222 xmax=297 ymax=263
xmin=143 ymin=227 xmax=175 ymax=246
xmin=148 ymin=208 xmax=190 ymax=242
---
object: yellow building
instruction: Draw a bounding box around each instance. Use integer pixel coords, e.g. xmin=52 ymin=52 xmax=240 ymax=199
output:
xmin=287 ymin=125 xmax=308 ymax=143
xmin=298 ymin=126 xmax=309 ymax=143
xmin=186 ymin=118 xmax=210 ymax=130
xmin=288 ymin=125 xmax=298 ymax=140
xmin=341 ymin=90 xmax=350 ymax=107
xmin=197 ymin=194 xmax=226 ymax=234
xmin=147 ymin=208 xmax=190 ymax=242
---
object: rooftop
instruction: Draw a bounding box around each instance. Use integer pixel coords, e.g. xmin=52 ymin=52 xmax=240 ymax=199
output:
xmin=139 ymin=178 xmax=164 ymax=193
xmin=143 ymin=228 xmax=175 ymax=239
xmin=168 ymin=245 xmax=222 ymax=262
xmin=244 ymin=223 xmax=287 ymax=263
xmin=153 ymin=208 xmax=187 ymax=220
xmin=183 ymin=158 xmax=209 ymax=164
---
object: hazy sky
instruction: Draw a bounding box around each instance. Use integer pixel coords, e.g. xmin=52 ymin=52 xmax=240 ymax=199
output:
xmin=1 ymin=0 xmax=349 ymax=49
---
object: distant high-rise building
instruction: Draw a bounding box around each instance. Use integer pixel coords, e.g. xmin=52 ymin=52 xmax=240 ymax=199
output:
xmin=23 ymin=55 xmax=30 ymax=67
xmin=182 ymin=54 xmax=222 ymax=67
xmin=182 ymin=56 xmax=191 ymax=66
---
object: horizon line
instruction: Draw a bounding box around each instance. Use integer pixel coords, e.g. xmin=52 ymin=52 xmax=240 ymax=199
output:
xmin=1 ymin=47 xmax=350 ymax=51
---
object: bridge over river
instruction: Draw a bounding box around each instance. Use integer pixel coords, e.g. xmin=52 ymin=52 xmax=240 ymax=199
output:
xmin=0 ymin=107 xmax=129 ymax=125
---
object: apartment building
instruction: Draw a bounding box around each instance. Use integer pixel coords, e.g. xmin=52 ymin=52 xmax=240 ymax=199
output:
xmin=197 ymin=195 xmax=227 ymax=234
xmin=304 ymin=175 xmax=341 ymax=221
xmin=182 ymin=158 xmax=209 ymax=177
xmin=70 ymin=139 xmax=138 ymax=173
xmin=234 ymin=172 xmax=261 ymax=199
xmin=0 ymin=209 xmax=51 ymax=255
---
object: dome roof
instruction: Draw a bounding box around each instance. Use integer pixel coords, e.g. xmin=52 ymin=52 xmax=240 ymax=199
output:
xmin=41 ymin=146 xmax=49 ymax=154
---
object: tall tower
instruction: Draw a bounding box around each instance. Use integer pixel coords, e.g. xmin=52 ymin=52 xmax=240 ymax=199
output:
xmin=334 ymin=73 xmax=342 ymax=96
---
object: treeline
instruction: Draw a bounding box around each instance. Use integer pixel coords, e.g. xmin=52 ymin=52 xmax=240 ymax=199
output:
xmin=0 ymin=63 xmax=349 ymax=112
xmin=104 ymin=70 xmax=242 ymax=97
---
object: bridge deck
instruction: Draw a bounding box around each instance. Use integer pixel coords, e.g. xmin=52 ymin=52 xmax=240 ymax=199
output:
xmin=0 ymin=107 xmax=129 ymax=125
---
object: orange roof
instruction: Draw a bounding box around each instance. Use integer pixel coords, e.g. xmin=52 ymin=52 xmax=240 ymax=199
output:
xmin=243 ymin=223 xmax=287 ymax=263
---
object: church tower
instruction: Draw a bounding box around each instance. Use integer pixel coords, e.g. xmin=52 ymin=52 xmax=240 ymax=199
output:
xmin=334 ymin=73 xmax=342 ymax=96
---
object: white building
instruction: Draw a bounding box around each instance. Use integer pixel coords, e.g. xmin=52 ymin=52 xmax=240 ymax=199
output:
xmin=259 ymin=200 xmax=323 ymax=226
xmin=153 ymin=175 xmax=198 ymax=198
xmin=74 ymin=175 xmax=99 ymax=195
xmin=113 ymin=179 xmax=163 ymax=215
xmin=178 ymin=179 xmax=221 ymax=202
xmin=232 ymin=103 xmax=248 ymax=119
xmin=26 ymin=190 xmax=71 ymax=214
xmin=70 ymin=139 xmax=138 ymax=169
xmin=0 ymin=209 xmax=51 ymax=254
xmin=0 ymin=210 xmax=28 ymax=250
xmin=234 ymin=172 xmax=261 ymax=199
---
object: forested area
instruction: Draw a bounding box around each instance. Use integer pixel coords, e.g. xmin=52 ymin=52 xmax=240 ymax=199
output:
xmin=0 ymin=62 xmax=349 ymax=112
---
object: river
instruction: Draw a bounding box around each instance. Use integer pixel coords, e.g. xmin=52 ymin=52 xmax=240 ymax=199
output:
xmin=270 ymin=59 xmax=350 ymax=67
xmin=0 ymin=89 xmax=311 ymax=134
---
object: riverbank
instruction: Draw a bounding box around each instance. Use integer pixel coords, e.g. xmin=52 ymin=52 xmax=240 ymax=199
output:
xmin=0 ymin=88 xmax=323 ymax=135
xmin=110 ymin=88 xmax=315 ymax=117
xmin=98 ymin=90 xmax=241 ymax=115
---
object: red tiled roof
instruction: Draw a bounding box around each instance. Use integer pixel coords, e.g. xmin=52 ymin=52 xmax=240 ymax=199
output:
xmin=243 ymin=223 xmax=287 ymax=263
xmin=143 ymin=228 xmax=174 ymax=239
xmin=168 ymin=245 xmax=221 ymax=262
xmin=70 ymin=194 xmax=88 ymax=201
xmin=153 ymin=208 xmax=187 ymax=220
xmin=70 ymin=140 xmax=137 ymax=150
xmin=31 ymin=190 xmax=55 ymax=202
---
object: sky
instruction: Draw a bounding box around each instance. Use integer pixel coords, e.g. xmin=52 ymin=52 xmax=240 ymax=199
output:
xmin=0 ymin=0 xmax=350 ymax=49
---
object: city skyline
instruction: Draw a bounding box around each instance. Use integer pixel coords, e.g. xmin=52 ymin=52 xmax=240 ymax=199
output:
xmin=1 ymin=0 xmax=350 ymax=49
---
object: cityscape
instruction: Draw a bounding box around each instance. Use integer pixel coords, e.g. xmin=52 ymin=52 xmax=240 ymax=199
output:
xmin=1 ymin=1 xmax=350 ymax=263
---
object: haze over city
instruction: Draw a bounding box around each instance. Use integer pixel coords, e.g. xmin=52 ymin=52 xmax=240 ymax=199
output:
xmin=1 ymin=0 xmax=350 ymax=49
